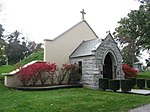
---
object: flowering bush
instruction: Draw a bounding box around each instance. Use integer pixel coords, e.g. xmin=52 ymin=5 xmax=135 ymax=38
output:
xmin=63 ymin=64 xmax=79 ymax=83
xmin=122 ymin=64 xmax=138 ymax=78
xmin=17 ymin=66 xmax=34 ymax=86
xmin=17 ymin=62 xmax=80 ymax=86
xmin=17 ymin=62 xmax=56 ymax=86
xmin=57 ymin=64 xmax=79 ymax=84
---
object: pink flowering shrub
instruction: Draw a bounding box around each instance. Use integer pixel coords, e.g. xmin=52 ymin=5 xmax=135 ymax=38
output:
xmin=57 ymin=64 xmax=79 ymax=84
xmin=122 ymin=64 xmax=138 ymax=78
xmin=17 ymin=62 xmax=56 ymax=86
xmin=17 ymin=62 xmax=80 ymax=86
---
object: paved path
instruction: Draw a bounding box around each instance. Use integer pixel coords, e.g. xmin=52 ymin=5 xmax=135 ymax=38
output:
xmin=130 ymin=89 xmax=150 ymax=95
xmin=128 ymin=104 xmax=150 ymax=112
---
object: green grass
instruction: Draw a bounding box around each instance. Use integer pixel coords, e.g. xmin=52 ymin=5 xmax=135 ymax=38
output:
xmin=0 ymin=55 xmax=150 ymax=111
xmin=0 ymin=65 xmax=15 ymax=74
xmin=138 ymin=71 xmax=150 ymax=79
xmin=0 ymin=81 xmax=150 ymax=112
xmin=0 ymin=50 xmax=43 ymax=80
xmin=15 ymin=50 xmax=44 ymax=66
xmin=0 ymin=65 xmax=15 ymax=80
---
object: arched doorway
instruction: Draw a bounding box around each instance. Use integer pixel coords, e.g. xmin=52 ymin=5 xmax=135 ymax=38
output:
xmin=103 ymin=53 xmax=113 ymax=79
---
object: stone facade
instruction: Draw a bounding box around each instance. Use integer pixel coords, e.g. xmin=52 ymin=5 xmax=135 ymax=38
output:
xmin=70 ymin=34 xmax=125 ymax=89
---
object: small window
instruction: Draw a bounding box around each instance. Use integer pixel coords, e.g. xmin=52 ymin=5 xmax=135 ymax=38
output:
xmin=78 ymin=61 xmax=82 ymax=75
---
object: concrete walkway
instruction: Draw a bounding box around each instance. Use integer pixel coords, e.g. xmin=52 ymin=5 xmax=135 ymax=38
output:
xmin=130 ymin=89 xmax=150 ymax=96
xmin=117 ymin=89 xmax=150 ymax=96
xmin=128 ymin=104 xmax=150 ymax=112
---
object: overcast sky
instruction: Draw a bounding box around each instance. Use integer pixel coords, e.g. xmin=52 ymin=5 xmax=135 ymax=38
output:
xmin=0 ymin=0 xmax=140 ymax=43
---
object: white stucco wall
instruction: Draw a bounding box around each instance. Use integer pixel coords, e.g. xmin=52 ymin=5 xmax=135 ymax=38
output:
xmin=44 ymin=20 xmax=98 ymax=65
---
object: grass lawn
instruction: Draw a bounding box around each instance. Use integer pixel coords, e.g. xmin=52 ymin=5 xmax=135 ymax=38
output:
xmin=138 ymin=71 xmax=150 ymax=79
xmin=0 ymin=80 xmax=150 ymax=112
xmin=0 ymin=65 xmax=15 ymax=80
xmin=1 ymin=66 xmax=150 ymax=112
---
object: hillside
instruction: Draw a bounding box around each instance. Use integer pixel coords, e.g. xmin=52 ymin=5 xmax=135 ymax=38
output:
xmin=15 ymin=50 xmax=44 ymax=66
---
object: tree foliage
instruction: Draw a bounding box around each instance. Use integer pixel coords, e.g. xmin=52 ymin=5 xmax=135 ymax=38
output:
xmin=137 ymin=0 xmax=150 ymax=3
xmin=114 ymin=2 xmax=150 ymax=66
xmin=5 ymin=30 xmax=29 ymax=64
xmin=137 ymin=3 xmax=150 ymax=49
xmin=114 ymin=11 xmax=141 ymax=66
xmin=4 ymin=30 xmax=43 ymax=65
xmin=0 ymin=24 xmax=5 ymax=65
xmin=0 ymin=2 xmax=43 ymax=65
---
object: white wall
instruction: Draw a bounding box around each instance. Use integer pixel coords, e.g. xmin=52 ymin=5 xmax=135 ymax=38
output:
xmin=44 ymin=20 xmax=97 ymax=65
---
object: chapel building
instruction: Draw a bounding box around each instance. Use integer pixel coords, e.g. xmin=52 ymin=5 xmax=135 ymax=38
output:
xmin=44 ymin=20 xmax=124 ymax=89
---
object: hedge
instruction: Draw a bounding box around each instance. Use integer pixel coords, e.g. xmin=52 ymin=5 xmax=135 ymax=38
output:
xmin=147 ymin=80 xmax=150 ymax=88
xmin=137 ymin=79 xmax=145 ymax=89
xmin=99 ymin=78 xmax=109 ymax=91
xmin=128 ymin=77 xmax=136 ymax=87
xmin=109 ymin=80 xmax=120 ymax=92
xmin=120 ymin=79 xmax=132 ymax=93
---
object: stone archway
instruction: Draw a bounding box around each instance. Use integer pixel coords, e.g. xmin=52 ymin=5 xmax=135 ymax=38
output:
xmin=103 ymin=54 xmax=113 ymax=79
xmin=102 ymin=51 xmax=117 ymax=79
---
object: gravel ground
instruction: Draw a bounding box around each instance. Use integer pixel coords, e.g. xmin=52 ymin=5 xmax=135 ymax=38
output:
xmin=128 ymin=104 xmax=150 ymax=112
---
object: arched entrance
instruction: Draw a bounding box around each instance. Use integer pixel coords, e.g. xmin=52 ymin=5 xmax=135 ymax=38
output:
xmin=103 ymin=54 xmax=113 ymax=79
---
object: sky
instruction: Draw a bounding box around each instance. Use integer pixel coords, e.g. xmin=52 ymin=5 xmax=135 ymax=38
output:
xmin=0 ymin=0 xmax=149 ymax=64
xmin=0 ymin=0 xmax=141 ymax=43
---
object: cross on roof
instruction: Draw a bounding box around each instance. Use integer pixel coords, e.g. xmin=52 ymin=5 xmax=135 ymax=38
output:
xmin=80 ymin=9 xmax=86 ymax=20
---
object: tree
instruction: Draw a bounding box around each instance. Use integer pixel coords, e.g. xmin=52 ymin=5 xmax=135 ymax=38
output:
xmin=0 ymin=24 xmax=5 ymax=65
xmin=5 ymin=30 xmax=29 ymax=64
xmin=145 ymin=58 xmax=150 ymax=67
xmin=0 ymin=3 xmax=6 ymax=65
xmin=137 ymin=0 xmax=150 ymax=3
xmin=133 ymin=1 xmax=150 ymax=49
xmin=5 ymin=30 xmax=43 ymax=65
xmin=114 ymin=12 xmax=141 ymax=66
xmin=27 ymin=41 xmax=43 ymax=54
xmin=137 ymin=3 xmax=150 ymax=49
xmin=114 ymin=2 xmax=150 ymax=66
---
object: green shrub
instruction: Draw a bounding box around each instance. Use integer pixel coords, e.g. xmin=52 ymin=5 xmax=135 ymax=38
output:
xmin=128 ymin=77 xmax=136 ymax=87
xmin=99 ymin=78 xmax=109 ymax=91
xmin=147 ymin=80 xmax=150 ymax=88
xmin=109 ymin=79 xmax=120 ymax=92
xmin=120 ymin=79 xmax=132 ymax=93
xmin=137 ymin=79 xmax=145 ymax=89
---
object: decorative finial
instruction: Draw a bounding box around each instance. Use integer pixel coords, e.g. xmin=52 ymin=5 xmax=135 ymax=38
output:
xmin=80 ymin=9 xmax=86 ymax=20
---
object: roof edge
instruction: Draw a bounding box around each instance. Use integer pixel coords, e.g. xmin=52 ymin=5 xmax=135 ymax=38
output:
xmin=44 ymin=39 xmax=52 ymax=41
xmin=104 ymin=33 xmax=122 ymax=56
xmin=83 ymin=20 xmax=99 ymax=38
xmin=70 ymin=54 xmax=94 ymax=59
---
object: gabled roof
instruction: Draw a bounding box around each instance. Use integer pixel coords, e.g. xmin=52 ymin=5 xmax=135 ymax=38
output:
xmin=44 ymin=20 xmax=98 ymax=41
xmin=70 ymin=38 xmax=102 ymax=58
xmin=105 ymin=33 xmax=122 ymax=55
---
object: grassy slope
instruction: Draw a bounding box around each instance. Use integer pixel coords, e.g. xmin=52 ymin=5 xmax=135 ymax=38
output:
xmin=0 ymin=50 xmax=44 ymax=79
xmin=15 ymin=50 xmax=44 ymax=66
xmin=138 ymin=71 xmax=150 ymax=79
